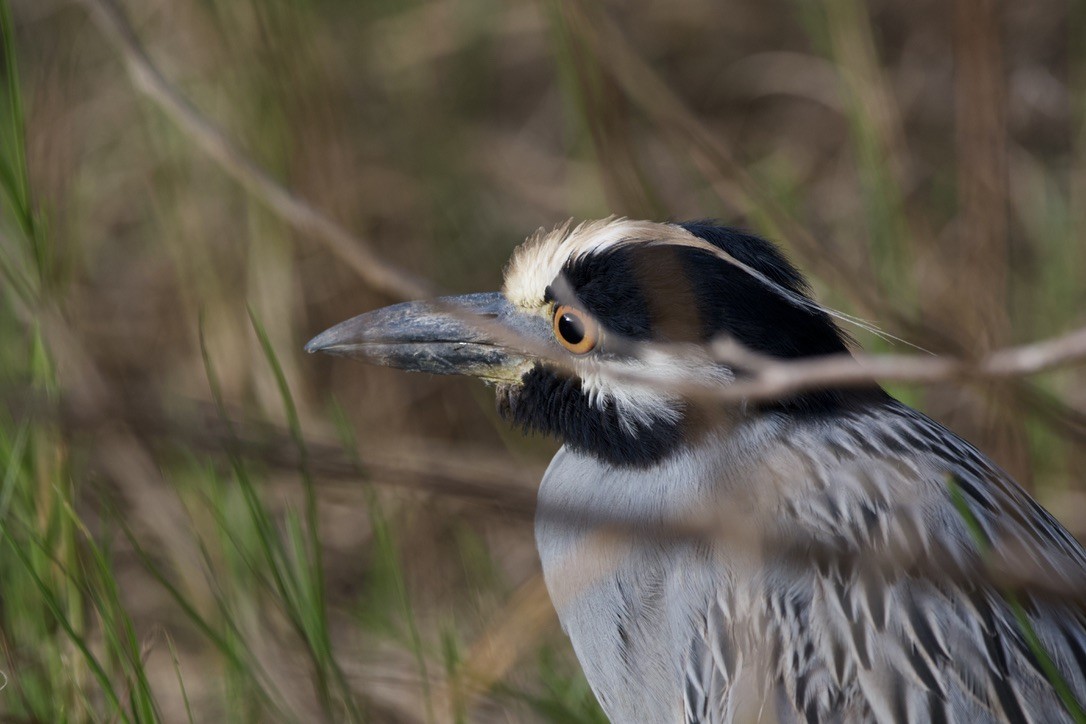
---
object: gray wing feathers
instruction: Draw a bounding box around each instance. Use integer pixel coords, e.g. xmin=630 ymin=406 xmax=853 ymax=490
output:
xmin=683 ymin=404 xmax=1086 ymax=723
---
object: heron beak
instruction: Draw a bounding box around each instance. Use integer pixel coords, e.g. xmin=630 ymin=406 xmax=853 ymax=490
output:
xmin=304 ymin=292 xmax=546 ymax=382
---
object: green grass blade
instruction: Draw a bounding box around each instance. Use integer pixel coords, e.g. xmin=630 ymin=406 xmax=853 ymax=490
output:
xmin=0 ymin=520 xmax=130 ymax=723
xmin=949 ymin=476 xmax=1086 ymax=722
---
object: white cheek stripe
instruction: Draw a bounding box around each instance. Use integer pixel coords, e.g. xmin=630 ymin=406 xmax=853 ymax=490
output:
xmin=579 ymin=367 xmax=682 ymax=435
xmin=576 ymin=351 xmax=734 ymax=436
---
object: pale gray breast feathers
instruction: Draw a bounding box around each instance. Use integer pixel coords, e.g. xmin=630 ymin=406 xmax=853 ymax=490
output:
xmin=536 ymin=403 xmax=1086 ymax=724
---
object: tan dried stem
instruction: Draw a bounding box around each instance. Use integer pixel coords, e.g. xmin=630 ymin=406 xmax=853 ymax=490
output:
xmin=76 ymin=0 xmax=431 ymax=301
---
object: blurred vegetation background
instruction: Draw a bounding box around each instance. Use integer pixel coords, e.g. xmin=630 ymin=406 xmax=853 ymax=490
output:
xmin=1 ymin=0 xmax=1085 ymax=721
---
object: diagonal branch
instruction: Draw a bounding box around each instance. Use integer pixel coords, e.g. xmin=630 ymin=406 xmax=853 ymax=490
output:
xmin=75 ymin=0 xmax=431 ymax=301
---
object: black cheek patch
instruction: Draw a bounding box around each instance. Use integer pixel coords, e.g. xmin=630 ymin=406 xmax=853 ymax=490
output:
xmin=496 ymin=364 xmax=684 ymax=468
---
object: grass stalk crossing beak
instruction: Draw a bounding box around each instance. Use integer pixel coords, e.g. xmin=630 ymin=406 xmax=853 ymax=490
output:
xmin=305 ymin=292 xmax=546 ymax=382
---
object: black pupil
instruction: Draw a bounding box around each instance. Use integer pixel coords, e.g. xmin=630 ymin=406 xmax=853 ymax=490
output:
xmin=558 ymin=313 xmax=586 ymax=345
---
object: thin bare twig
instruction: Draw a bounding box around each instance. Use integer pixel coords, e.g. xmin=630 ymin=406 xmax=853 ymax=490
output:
xmin=75 ymin=0 xmax=431 ymax=301
xmin=701 ymin=322 xmax=1086 ymax=402
xmin=477 ymin=319 xmax=1086 ymax=406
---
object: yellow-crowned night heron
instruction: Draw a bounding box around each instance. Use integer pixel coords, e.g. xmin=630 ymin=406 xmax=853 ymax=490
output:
xmin=306 ymin=219 xmax=1086 ymax=723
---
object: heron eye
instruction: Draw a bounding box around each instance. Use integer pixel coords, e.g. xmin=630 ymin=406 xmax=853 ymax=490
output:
xmin=553 ymin=305 xmax=599 ymax=354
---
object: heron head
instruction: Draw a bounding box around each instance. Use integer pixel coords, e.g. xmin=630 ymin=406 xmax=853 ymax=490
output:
xmin=306 ymin=219 xmax=880 ymax=467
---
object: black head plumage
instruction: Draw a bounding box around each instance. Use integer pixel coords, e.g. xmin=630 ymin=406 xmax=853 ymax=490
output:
xmin=499 ymin=220 xmax=889 ymax=467
xmin=562 ymin=221 xmax=854 ymax=359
